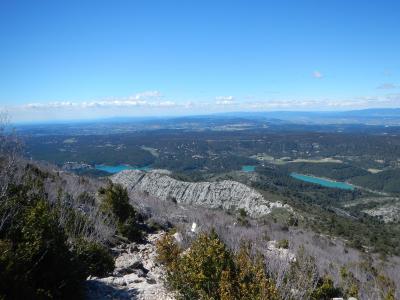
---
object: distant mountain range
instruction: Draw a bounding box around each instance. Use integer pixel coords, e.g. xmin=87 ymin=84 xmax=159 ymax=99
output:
xmin=217 ymin=108 xmax=400 ymax=125
xmin=99 ymin=108 xmax=400 ymax=125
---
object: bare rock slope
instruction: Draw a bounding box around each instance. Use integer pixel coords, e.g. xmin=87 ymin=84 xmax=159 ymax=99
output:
xmin=86 ymin=232 xmax=175 ymax=300
xmin=111 ymin=170 xmax=290 ymax=217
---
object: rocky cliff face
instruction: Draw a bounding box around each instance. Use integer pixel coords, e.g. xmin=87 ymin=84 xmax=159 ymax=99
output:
xmin=111 ymin=170 xmax=291 ymax=217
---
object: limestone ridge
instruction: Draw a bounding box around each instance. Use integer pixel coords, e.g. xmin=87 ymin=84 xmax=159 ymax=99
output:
xmin=111 ymin=170 xmax=291 ymax=217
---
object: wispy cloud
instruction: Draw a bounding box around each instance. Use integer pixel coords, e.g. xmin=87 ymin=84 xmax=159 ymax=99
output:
xmin=20 ymin=92 xmax=400 ymax=113
xmin=24 ymin=102 xmax=77 ymax=109
xmin=215 ymin=96 xmax=235 ymax=105
xmin=377 ymin=83 xmax=398 ymax=89
xmin=386 ymin=93 xmax=400 ymax=101
xmin=240 ymin=94 xmax=400 ymax=110
xmin=22 ymin=91 xmax=175 ymax=110
xmin=133 ymin=90 xmax=161 ymax=99
xmin=312 ymin=70 xmax=323 ymax=79
xmin=9 ymin=90 xmax=400 ymax=123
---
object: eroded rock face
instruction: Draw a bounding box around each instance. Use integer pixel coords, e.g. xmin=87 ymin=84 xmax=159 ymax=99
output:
xmin=111 ymin=170 xmax=291 ymax=217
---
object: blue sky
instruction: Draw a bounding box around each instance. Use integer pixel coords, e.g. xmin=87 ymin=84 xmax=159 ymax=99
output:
xmin=1 ymin=0 xmax=400 ymax=122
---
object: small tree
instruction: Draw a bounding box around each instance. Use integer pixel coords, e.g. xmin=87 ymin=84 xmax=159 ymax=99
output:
xmin=99 ymin=183 xmax=142 ymax=241
xmin=100 ymin=183 xmax=134 ymax=223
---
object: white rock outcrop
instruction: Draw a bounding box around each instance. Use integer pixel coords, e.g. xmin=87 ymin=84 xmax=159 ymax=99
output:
xmin=111 ymin=170 xmax=291 ymax=217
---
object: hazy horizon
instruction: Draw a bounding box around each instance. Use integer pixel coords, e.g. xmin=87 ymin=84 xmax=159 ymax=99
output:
xmin=11 ymin=107 xmax=400 ymax=126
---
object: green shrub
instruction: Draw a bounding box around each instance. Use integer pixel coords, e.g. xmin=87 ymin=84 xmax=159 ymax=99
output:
xmin=287 ymin=216 xmax=299 ymax=227
xmin=100 ymin=183 xmax=143 ymax=241
xmin=76 ymin=192 xmax=96 ymax=206
xmin=156 ymin=230 xmax=279 ymax=300
xmin=172 ymin=230 xmax=234 ymax=299
xmin=234 ymin=242 xmax=279 ymax=300
xmin=311 ymin=276 xmax=341 ymax=300
xmin=238 ymin=208 xmax=247 ymax=218
xmin=156 ymin=233 xmax=181 ymax=267
xmin=0 ymin=200 xmax=84 ymax=299
xmin=100 ymin=183 xmax=135 ymax=222
xmin=118 ymin=217 xmax=143 ymax=241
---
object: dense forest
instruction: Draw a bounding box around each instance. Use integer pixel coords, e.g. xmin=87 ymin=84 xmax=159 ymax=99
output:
xmin=23 ymin=128 xmax=400 ymax=179
xmin=21 ymin=124 xmax=400 ymax=254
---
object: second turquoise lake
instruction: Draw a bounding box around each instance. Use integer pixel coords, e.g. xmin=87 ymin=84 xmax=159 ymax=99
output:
xmin=290 ymin=172 xmax=354 ymax=190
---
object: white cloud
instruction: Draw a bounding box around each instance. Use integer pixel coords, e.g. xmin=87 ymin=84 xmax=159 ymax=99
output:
xmin=239 ymin=94 xmax=400 ymax=110
xmin=24 ymin=101 xmax=77 ymax=109
xmin=132 ymin=90 xmax=161 ymax=99
xmin=386 ymin=93 xmax=400 ymax=101
xmin=377 ymin=83 xmax=398 ymax=89
xmin=22 ymin=91 xmax=172 ymax=110
xmin=215 ymin=96 xmax=233 ymax=101
xmin=215 ymin=96 xmax=235 ymax=105
xmin=149 ymin=101 xmax=176 ymax=108
xmin=245 ymin=99 xmax=318 ymax=109
xmin=10 ymin=90 xmax=400 ymax=123
xmin=313 ymin=70 xmax=323 ymax=79
xmin=20 ymin=92 xmax=400 ymax=113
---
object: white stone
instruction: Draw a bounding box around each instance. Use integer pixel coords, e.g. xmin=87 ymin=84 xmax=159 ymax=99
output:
xmin=191 ymin=222 xmax=197 ymax=233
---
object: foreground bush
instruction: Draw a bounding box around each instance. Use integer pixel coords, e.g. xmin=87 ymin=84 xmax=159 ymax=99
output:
xmin=0 ymin=166 xmax=115 ymax=299
xmin=156 ymin=230 xmax=279 ymax=300
xmin=0 ymin=200 xmax=85 ymax=299
xmin=74 ymin=239 xmax=114 ymax=278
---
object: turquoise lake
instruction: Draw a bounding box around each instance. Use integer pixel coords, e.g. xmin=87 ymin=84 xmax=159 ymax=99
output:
xmin=290 ymin=172 xmax=354 ymax=190
xmin=242 ymin=165 xmax=256 ymax=172
xmin=95 ymin=164 xmax=151 ymax=174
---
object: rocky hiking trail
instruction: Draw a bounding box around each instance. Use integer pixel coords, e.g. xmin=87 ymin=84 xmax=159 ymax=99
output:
xmin=86 ymin=232 xmax=175 ymax=300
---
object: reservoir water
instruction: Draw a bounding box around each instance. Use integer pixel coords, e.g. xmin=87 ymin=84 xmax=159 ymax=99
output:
xmin=290 ymin=172 xmax=354 ymax=190
xmin=242 ymin=165 xmax=256 ymax=172
xmin=95 ymin=164 xmax=151 ymax=174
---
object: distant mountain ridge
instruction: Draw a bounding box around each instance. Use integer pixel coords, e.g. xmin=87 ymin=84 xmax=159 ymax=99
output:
xmin=16 ymin=108 xmax=400 ymax=128
xmin=219 ymin=108 xmax=400 ymax=125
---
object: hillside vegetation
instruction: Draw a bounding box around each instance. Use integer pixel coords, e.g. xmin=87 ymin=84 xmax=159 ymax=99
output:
xmin=0 ymin=118 xmax=398 ymax=299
